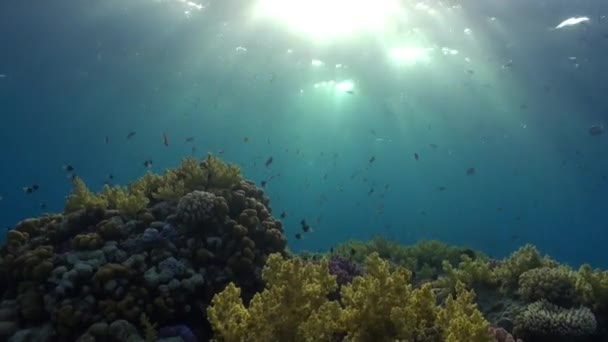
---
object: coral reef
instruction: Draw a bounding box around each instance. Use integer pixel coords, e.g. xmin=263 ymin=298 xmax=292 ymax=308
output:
xmin=0 ymin=155 xmax=285 ymax=341
xmin=3 ymin=154 xmax=608 ymax=341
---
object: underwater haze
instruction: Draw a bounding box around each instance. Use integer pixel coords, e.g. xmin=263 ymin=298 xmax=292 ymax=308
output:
xmin=1 ymin=0 xmax=607 ymax=268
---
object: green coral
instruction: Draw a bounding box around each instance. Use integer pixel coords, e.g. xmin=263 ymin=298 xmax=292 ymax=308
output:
xmin=208 ymin=252 xmax=492 ymax=342
xmin=203 ymin=153 xmax=242 ymax=189
xmin=518 ymin=266 xmax=577 ymax=306
xmin=333 ymin=237 xmax=478 ymax=280
xmin=493 ymin=244 xmax=556 ymax=293
xmin=575 ymin=264 xmax=608 ymax=313
xmin=433 ymin=255 xmax=496 ymax=297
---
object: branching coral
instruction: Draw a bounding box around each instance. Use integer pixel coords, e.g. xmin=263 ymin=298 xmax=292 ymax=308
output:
xmin=514 ymin=300 xmax=597 ymax=340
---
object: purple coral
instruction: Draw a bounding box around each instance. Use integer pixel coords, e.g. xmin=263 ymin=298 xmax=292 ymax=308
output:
xmin=159 ymin=324 xmax=198 ymax=342
xmin=328 ymin=256 xmax=363 ymax=286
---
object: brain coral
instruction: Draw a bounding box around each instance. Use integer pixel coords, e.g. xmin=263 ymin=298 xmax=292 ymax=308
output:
xmin=176 ymin=190 xmax=227 ymax=226
xmin=514 ymin=300 xmax=597 ymax=340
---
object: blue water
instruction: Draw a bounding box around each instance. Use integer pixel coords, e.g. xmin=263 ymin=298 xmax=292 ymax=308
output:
xmin=1 ymin=0 xmax=607 ymax=267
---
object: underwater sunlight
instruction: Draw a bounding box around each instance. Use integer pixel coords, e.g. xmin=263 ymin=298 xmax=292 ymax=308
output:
xmin=252 ymin=0 xmax=404 ymax=39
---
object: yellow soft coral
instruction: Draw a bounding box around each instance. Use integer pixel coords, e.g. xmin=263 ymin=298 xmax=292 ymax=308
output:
xmin=203 ymin=153 xmax=242 ymax=189
xmin=437 ymin=281 xmax=492 ymax=342
xmin=207 ymin=253 xmax=340 ymax=342
xmin=150 ymin=158 xmax=208 ymax=201
xmin=340 ymin=253 xmax=414 ymax=341
xmin=102 ymin=185 xmax=149 ymax=216
xmin=433 ymin=255 xmax=496 ymax=297
xmin=208 ymin=253 xmax=492 ymax=342
xmin=65 ymin=177 xmax=108 ymax=213
xmin=493 ymin=244 xmax=556 ymax=292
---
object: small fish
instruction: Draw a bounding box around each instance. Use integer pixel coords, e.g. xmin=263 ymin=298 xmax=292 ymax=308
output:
xmin=191 ymin=147 xmax=196 ymax=155
xmin=429 ymin=143 xmax=438 ymax=149
xmin=295 ymin=233 xmax=302 ymax=240
xmin=466 ymin=167 xmax=476 ymax=175
xmin=62 ymin=165 xmax=75 ymax=172
xmin=108 ymin=174 xmax=114 ymax=180
xmin=414 ymin=153 xmax=419 ymax=161
xmin=368 ymin=188 xmax=374 ymax=195
xmin=105 ymin=136 xmax=109 ymax=144
xmin=40 ymin=203 xmax=46 ymax=209
xmin=218 ymin=150 xmax=225 ymax=155
xmin=162 ymin=132 xmax=169 ymax=146
xmin=302 ymin=224 xmax=311 ymax=233
xmin=329 ymin=247 xmax=334 ymax=253
xmin=437 ymin=186 xmax=446 ymax=191
xmin=0 ymin=195 xmax=3 ymax=201
xmin=323 ymin=173 xmax=328 ymax=180
xmin=280 ymin=211 xmax=287 ymax=218
xmin=144 ymin=160 xmax=153 ymax=168
xmin=369 ymin=156 xmax=376 ymax=164
xmin=589 ymin=124 xmax=604 ymax=136
xmin=502 ymin=60 xmax=513 ymax=69
xmin=243 ymin=137 xmax=249 ymax=143
xmin=185 ymin=137 xmax=195 ymax=143
xmin=22 ymin=185 xmax=38 ymax=193
xmin=346 ymin=90 xmax=355 ymax=94
xmin=265 ymin=157 xmax=273 ymax=167
xmin=300 ymin=219 xmax=307 ymax=226
xmin=261 ymin=180 xmax=267 ymax=188
xmin=370 ymin=130 xmax=376 ymax=136
xmin=127 ymin=131 xmax=136 ymax=139
xmin=350 ymin=248 xmax=356 ymax=256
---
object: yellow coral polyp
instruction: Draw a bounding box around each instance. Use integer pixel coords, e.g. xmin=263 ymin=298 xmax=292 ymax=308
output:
xmin=65 ymin=177 xmax=108 ymax=213
xmin=64 ymin=177 xmax=148 ymax=216
xmin=208 ymin=252 xmax=493 ymax=342
xmin=203 ymin=153 xmax=242 ymax=189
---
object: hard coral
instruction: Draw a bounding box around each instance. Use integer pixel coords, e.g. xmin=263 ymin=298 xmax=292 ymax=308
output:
xmin=518 ymin=266 xmax=577 ymax=306
xmin=176 ymin=191 xmax=227 ymax=227
xmin=514 ymin=300 xmax=597 ymax=341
